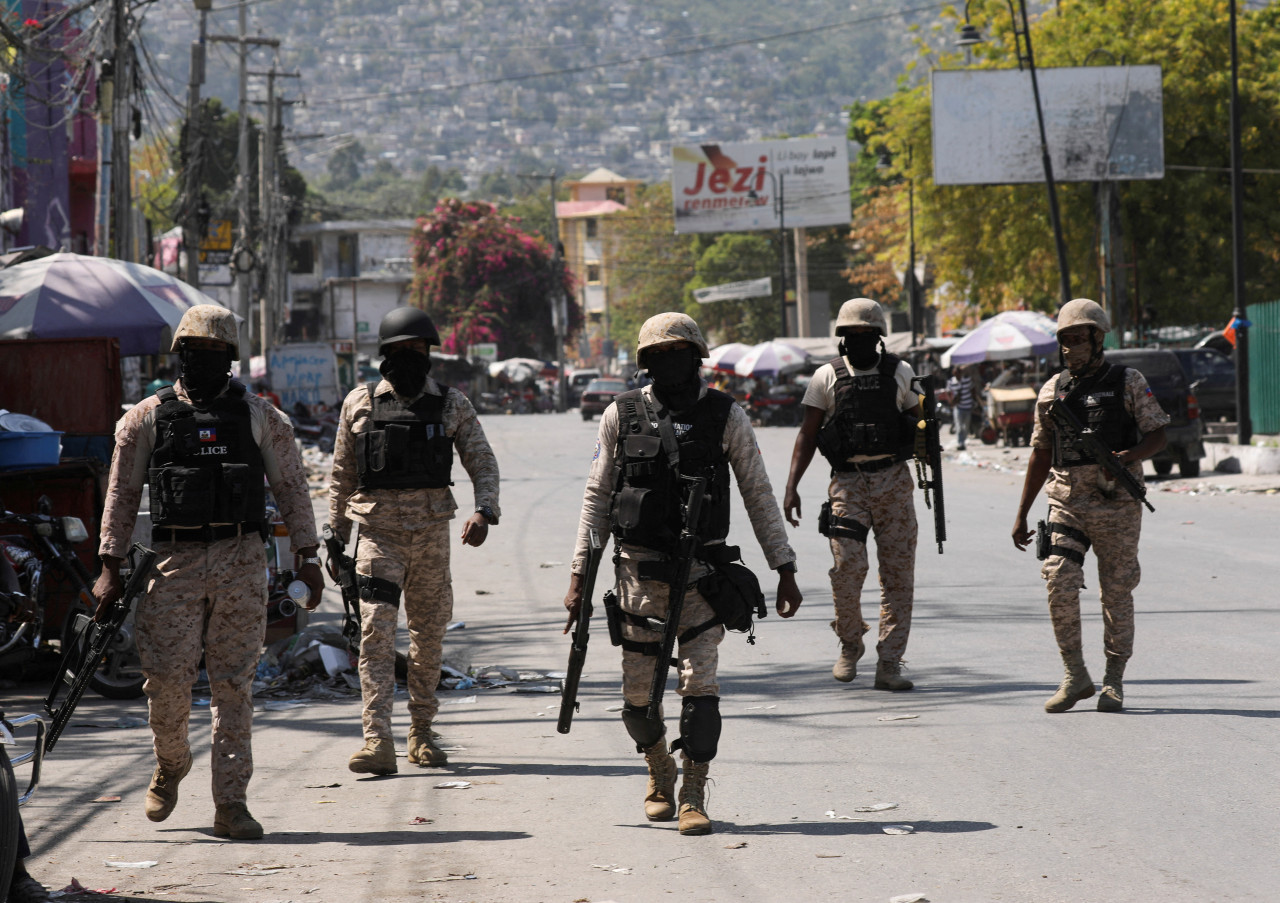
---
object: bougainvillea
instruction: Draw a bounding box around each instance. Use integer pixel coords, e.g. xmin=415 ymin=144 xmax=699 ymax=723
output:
xmin=410 ymin=198 xmax=579 ymax=358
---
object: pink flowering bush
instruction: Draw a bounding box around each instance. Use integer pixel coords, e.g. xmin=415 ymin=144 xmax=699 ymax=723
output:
xmin=411 ymin=198 xmax=579 ymax=358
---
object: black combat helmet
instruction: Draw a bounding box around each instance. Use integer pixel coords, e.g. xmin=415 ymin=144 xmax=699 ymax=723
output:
xmin=378 ymin=306 xmax=440 ymax=356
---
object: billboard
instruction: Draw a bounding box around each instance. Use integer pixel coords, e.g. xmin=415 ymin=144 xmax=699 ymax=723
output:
xmin=694 ymin=277 xmax=773 ymax=304
xmin=671 ymin=137 xmax=851 ymax=234
xmin=931 ymin=65 xmax=1164 ymax=185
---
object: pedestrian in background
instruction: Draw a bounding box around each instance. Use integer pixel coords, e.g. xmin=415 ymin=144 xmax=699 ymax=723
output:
xmin=783 ymin=298 xmax=921 ymax=691
xmin=328 ymin=307 xmax=500 ymax=775
xmin=93 ymin=305 xmax=323 ymax=841
xmin=563 ymin=312 xmax=801 ymax=836
xmin=1012 ymin=299 xmax=1168 ymax=713
xmin=947 ymin=363 xmax=978 ymax=450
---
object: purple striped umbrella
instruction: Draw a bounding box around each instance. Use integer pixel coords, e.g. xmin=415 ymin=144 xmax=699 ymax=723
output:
xmin=704 ymin=342 xmax=752 ymax=373
xmin=941 ymin=310 xmax=1059 ymax=366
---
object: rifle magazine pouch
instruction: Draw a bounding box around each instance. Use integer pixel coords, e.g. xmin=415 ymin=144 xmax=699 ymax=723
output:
xmin=356 ymin=430 xmax=388 ymax=474
xmin=611 ymin=487 xmax=661 ymax=534
xmin=221 ymin=462 xmax=251 ymax=523
xmin=149 ymin=466 xmax=214 ymax=527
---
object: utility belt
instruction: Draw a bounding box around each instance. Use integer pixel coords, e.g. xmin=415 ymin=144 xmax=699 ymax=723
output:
xmin=630 ymin=542 xmax=738 ymax=583
xmin=156 ymin=522 xmax=265 ymax=544
xmin=602 ymin=591 xmax=719 ymax=665
xmin=830 ymin=455 xmax=900 ymax=474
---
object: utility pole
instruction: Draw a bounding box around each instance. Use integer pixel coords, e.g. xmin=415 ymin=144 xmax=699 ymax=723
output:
xmin=1228 ymin=0 xmax=1251 ymax=444
xmin=184 ymin=0 xmax=212 ymax=289
xmin=252 ymin=68 xmax=300 ymax=354
xmin=110 ymin=0 xmax=132 ymax=260
xmin=209 ymin=0 xmax=278 ymax=366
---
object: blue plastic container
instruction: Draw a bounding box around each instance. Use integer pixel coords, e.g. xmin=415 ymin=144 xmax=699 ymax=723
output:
xmin=0 ymin=431 xmax=64 ymax=470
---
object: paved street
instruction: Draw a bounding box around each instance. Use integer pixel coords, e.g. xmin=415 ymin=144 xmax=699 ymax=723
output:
xmin=8 ymin=410 xmax=1280 ymax=902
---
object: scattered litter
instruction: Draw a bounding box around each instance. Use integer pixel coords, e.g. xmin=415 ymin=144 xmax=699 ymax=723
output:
xmin=724 ymin=842 xmax=748 ymax=849
xmin=262 ymin=700 xmax=308 ymax=711
xmin=882 ymin=825 xmax=914 ymax=835
xmin=104 ymin=861 xmax=157 ymax=869
xmin=419 ymin=874 xmax=477 ymax=883
xmin=57 ymin=878 xmax=116 ymax=896
xmin=539 ymin=561 xmax=563 ymax=568
xmin=194 ymin=698 xmax=211 ymax=706
xmin=434 ymin=781 xmax=472 ymax=790
xmin=605 ymin=705 xmax=624 ymax=712
xmin=440 ymin=695 xmax=476 ymax=705
xmin=1182 ymin=520 xmax=1195 ymax=525
xmin=315 ymin=800 xmax=337 ymax=805
xmin=341 ymin=672 xmax=361 ymax=690
xmin=441 ymin=676 xmax=477 ymax=690
xmin=111 ymin=716 xmax=147 ymax=729
xmin=303 ymin=783 xmax=340 ymax=789
xmin=890 ymin=894 xmax=929 ymax=903
xmin=410 ymin=816 xmax=433 ymax=825
xmin=476 ymin=666 xmax=519 ymax=681
xmin=877 ymin=714 xmax=918 ymax=722
xmin=591 ymin=864 xmax=632 ymax=874
xmin=816 ymin=853 xmax=842 ymax=859
xmin=824 ymin=810 xmax=859 ymax=820
xmin=854 ymin=803 xmax=899 ymax=813
xmin=475 ymin=589 xmax=492 ymax=595
xmin=745 ymin=705 xmax=776 ymax=710
xmin=91 ymin=796 xmax=121 ymax=803
xmin=225 ymin=864 xmax=291 ymax=876
xmin=515 ymin=685 xmax=561 ymax=694
xmin=446 ymin=621 xmax=466 ymax=631
xmin=440 ymin=664 xmax=468 ymax=679
xmin=546 ymin=671 xmax=566 ymax=679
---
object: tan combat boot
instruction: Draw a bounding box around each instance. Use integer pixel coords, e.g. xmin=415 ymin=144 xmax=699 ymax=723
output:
xmin=874 ymin=659 xmax=914 ymax=691
xmin=1044 ymin=653 xmax=1095 ymax=713
xmin=213 ymin=802 xmax=264 ymax=840
xmin=642 ymin=740 xmax=678 ymax=821
xmin=144 ymin=753 xmax=193 ymax=822
xmin=407 ymin=725 xmax=449 ymax=767
xmin=677 ymin=759 xmax=712 ymax=836
xmin=1097 ymin=657 xmax=1125 ymax=712
xmin=832 ymin=637 xmax=865 ymax=683
xmin=348 ymin=737 xmax=398 ymax=775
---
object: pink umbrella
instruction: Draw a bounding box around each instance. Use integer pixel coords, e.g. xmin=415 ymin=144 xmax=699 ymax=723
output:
xmin=733 ymin=340 xmax=810 ymax=377
xmin=704 ymin=342 xmax=751 ymax=373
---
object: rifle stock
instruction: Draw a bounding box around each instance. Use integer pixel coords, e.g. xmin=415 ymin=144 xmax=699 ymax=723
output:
xmin=44 ymin=543 xmax=157 ymax=752
xmin=1049 ymin=400 xmax=1155 ymax=513
xmin=912 ymin=375 xmax=946 ymax=553
xmin=322 ymin=523 xmax=363 ymax=647
xmin=646 ymin=476 xmax=707 ymax=721
xmin=557 ymin=529 xmax=604 ymax=734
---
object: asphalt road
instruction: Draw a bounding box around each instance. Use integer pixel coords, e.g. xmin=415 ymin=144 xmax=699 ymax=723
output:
xmin=8 ymin=411 xmax=1279 ymax=903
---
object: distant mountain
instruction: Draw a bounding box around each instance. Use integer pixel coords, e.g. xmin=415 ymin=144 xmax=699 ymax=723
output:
xmin=140 ymin=0 xmax=937 ymax=187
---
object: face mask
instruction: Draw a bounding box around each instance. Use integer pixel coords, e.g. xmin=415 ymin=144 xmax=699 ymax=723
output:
xmin=180 ymin=347 xmax=231 ymax=404
xmin=840 ymin=333 xmax=881 ymax=369
xmin=1060 ymin=337 xmax=1097 ymax=374
xmin=380 ymin=349 xmax=431 ymax=397
xmin=645 ymin=347 xmax=701 ymax=410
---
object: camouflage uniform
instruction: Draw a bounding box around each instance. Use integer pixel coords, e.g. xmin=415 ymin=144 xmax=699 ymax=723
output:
xmin=801 ymin=355 xmax=919 ymax=663
xmin=99 ymin=380 xmax=317 ymax=808
xmin=328 ymin=377 xmax=499 ymax=742
xmin=1031 ymin=367 xmax=1170 ymax=662
xmin=571 ymin=382 xmax=796 ymax=709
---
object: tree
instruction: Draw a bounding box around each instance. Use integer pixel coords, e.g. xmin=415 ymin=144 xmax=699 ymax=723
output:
xmin=326 ymin=140 xmax=366 ymax=191
xmin=685 ymin=232 xmax=779 ymax=344
xmin=608 ymin=183 xmax=699 ymax=346
xmin=410 ymin=198 xmax=579 ymax=359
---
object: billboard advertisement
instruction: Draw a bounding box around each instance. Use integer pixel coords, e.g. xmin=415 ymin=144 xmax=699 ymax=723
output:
xmin=671 ymin=137 xmax=851 ymax=235
xmin=931 ymin=65 xmax=1164 ymax=185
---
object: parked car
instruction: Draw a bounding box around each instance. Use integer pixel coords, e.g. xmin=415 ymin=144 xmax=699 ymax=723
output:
xmin=1172 ymin=348 xmax=1236 ymax=423
xmin=579 ymin=377 xmax=628 ymax=421
xmin=567 ymin=368 xmax=601 ymax=407
xmin=1104 ymin=349 xmax=1204 ymax=477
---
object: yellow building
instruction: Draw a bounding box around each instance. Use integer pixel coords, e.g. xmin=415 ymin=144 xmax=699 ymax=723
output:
xmin=556 ymin=167 xmax=641 ymax=368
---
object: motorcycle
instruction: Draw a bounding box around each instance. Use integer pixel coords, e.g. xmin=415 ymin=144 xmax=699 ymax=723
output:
xmin=1 ymin=497 xmax=146 ymax=699
xmin=0 ymin=708 xmax=45 ymax=903
xmin=744 ymin=384 xmax=805 ymax=427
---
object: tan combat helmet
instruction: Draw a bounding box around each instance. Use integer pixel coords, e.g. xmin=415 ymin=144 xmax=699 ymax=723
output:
xmin=835 ymin=297 xmax=888 ymax=336
xmin=636 ymin=312 xmax=709 ymax=362
xmin=171 ymin=304 xmax=240 ymax=358
xmin=1056 ymin=298 xmax=1111 ymax=335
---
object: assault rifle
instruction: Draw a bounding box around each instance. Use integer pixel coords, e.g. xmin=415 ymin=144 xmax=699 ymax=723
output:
xmin=1048 ymin=399 xmax=1155 ymax=513
xmin=912 ymin=375 xmax=947 ymax=554
xmin=647 ymin=475 xmax=707 ymax=720
xmin=557 ymin=529 xmax=605 ymax=734
xmin=44 ymin=544 xmax=157 ymax=752
xmin=322 ymin=523 xmax=362 ymax=649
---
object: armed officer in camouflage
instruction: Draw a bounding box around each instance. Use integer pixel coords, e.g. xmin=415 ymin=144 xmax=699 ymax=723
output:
xmin=328 ymin=307 xmax=500 ymax=775
xmin=563 ymin=312 xmax=802 ymax=836
xmin=1013 ymin=299 xmax=1168 ymax=713
xmin=93 ymin=305 xmax=323 ymax=841
xmin=783 ymin=298 xmax=922 ymax=691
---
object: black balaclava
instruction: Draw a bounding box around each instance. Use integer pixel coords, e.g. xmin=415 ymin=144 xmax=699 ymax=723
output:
xmin=644 ymin=346 xmax=702 ymax=411
xmin=380 ymin=348 xmax=431 ymax=398
xmin=1059 ymin=329 xmax=1103 ymax=376
xmin=839 ymin=331 xmax=882 ymax=370
xmin=179 ymin=345 xmax=232 ymax=405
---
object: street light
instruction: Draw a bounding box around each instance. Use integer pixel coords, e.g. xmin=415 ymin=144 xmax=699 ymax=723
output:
xmin=877 ymin=144 xmax=921 ymax=347
xmin=957 ymin=0 xmax=1072 ymax=309
xmin=748 ymin=171 xmax=788 ymax=338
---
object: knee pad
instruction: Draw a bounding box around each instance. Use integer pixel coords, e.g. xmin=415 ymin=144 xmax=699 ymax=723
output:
xmin=621 ymin=702 xmax=664 ymax=752
xmin=675 ymin=695 xmax=721 ymax=762
xmin=357 ymin=574 xmax=401 ymax=608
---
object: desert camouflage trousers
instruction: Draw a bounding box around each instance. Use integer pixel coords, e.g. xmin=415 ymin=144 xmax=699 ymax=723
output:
xmin=1040 ymin=496 xmax=1142 ymax=661
xmin=355 ymin=520 xmax=454 ymax=740
xmin=616 ymin=558 xmax=725 ymax=709
xmin=135 ymin=535 xmax=267 ymax=807
xmin=827 ymin=464 xmax=918 ymax=662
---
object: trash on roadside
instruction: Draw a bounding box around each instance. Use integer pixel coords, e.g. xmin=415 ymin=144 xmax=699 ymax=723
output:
xmin=91 ymin=796 xmax=121 ymax=803
xmin=890 ymin=894 xmax=929 ymax=903
xmin=194 ymin=698 xmax=211 ymax=706
xmin=58 ymin=878 xmax=116 ymax=895
xmin=539 ymin=561 xmax=563 ymax=568
xmin=475 ymin=589 xmax=492 ymax=594
xmin=724 ymin=842 xmax=747 ymax=849
xmin=514 ymin=684 xmax=560 ymax=694
xmin=877 ymin=714 xmax=919 ymax=722
xmin=746 ymin=705 xmax=776 ymax=710
xmin=855 ymin=803 xmax=898 ymax=812
xmin=104 ymin=861 xmax=157 ymax=869
xmin=418 ymin=874 xmax=476 ymax=883
xmin=439 ymin=695 xmax=476 ymax=705
xmin=225 ymin=864 xmax=291 ymax=876
xmin=823 ymin=810 xmax=859 ymax=820
xmin=882 ymin=825 xmax=914 ymax=835
xmin=591 ymin=864 xmax=632 ymax=874
xmin=303 ymin=783 xmax=340 ymax=789
xmin=475 ymin=666 xmax=519 ymax=681
xmin=816 ymin=853 xmax=842 ymax=858
xmin=434 ymin=781 xmax=472 ymax=789
xmin=111 ymin=716 xmax=147 ymax=729
xmin=446 ymin=620 xmax=466 ymax=630
xmin=410 ymin=816 xmax=433 ymax=824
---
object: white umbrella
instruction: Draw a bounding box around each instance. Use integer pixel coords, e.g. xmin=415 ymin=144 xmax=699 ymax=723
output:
xmin=488 ymin=357 xmax=549 ymax=381
xmin=704 ymin=342 xmax=751 ymax=373
xmin=941 ymin=310 xmax=1060 ymax=367
xmin=733 ymin=340 xmax=810 ymax=377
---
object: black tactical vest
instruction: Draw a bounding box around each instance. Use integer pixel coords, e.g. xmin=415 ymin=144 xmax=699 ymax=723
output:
xmin=355 ymin=383 xmax=455 ymax=491
xmin=1053 ymin=364 xmax=1138 ymax=466
xmin=148 ymin=383 xmax=266 ymax=529
xmin=816 ymin=353 xmax=911 ymax=468
xmin=609 ymin=388 xmax=734 ymax=553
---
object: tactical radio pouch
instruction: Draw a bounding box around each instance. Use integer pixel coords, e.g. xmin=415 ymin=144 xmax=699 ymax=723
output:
xmin=602 ymin=589 xmax=624 ymax=647
xmin=1035 ymin=519 xmax=1051 ymax=561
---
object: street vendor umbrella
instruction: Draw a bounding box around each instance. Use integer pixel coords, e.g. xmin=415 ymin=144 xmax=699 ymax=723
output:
xmin=705 ymin=342 xmax=751 ymax=373
xmin=733 ymin=339 xmax=810 ymax=377
xmin=488 ymin=357 xmax=549 ymax=381
xmin=941 ymin=310 xmax=1059 ymax=367
xmin=0 ymin=251 xmax=230 ymax=355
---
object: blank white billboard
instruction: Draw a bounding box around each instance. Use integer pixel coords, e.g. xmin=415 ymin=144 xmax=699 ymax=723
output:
xmin=671 ymin=137 xmax=852 ymax=234
xmin=931 ymin=65 xmax=1164 ymax=185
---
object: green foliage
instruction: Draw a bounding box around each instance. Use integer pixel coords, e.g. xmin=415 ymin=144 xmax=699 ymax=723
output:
xmin=608 ymin=183 xmax=698 ymax=346
xmin=686 ymin=232 xmax=779 ymax=344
